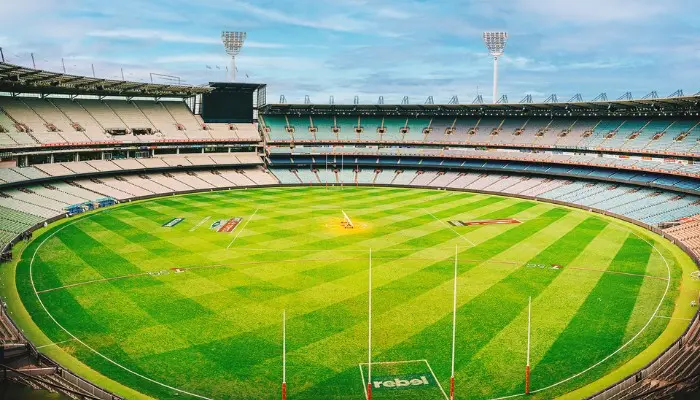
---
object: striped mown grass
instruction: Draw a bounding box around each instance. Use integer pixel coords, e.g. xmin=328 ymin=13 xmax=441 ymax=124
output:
xmin=12 ymin=187 xmax=688 ymax=399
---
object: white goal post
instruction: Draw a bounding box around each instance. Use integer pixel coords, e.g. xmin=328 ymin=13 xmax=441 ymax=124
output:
xmin=341 ymin=210 xmax=354 ymax=229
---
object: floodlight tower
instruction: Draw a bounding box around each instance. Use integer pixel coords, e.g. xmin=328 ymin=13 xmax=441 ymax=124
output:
xmin=221 ymin=31 xmax=247 ymax=82
xmin=483 ymin=31 xmax=508 ymax=104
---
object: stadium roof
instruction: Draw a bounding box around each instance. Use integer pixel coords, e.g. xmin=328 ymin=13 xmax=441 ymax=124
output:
xmin=262 ymin=95 xmax=700 ymax=116
xmin=208 ymin=82 xmax=267 ymax=93
xmin=0 ymin=62 xmax=213 ymax=98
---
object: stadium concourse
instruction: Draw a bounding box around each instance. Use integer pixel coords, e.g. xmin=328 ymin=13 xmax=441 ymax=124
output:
xmin=0 ymin=61 xmax=699 ymax=399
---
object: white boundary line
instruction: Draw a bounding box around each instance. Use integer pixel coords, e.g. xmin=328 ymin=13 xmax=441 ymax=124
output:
xmin=423 ymin=359 xmax=450 ymax=400
xmin=358 ymin=364 xmax=368 ymax=400
xmin=359 ymin=359 xmax=427 ymax=366
xmin=217 ymin=247 xmax=469 ymax=253
xmin=189 ymin=216 xmax=211 ymax=232
xmin=357 ymin=359 xmax=449 ymax=400
xmin=22 ymin=194 xmax=680 ymax=400
xmin=226 ymin=208 xmax=259 ymax=249
xmin=490 ymin=228 xmax=673 ymax=399
xmin=29 ymin=213 xmax=213 ymax=400
xmin=426 ymin=211 xmax=476 ymax=247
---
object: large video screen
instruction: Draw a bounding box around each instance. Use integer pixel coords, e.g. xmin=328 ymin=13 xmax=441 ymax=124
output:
xmin=201 ymin=91 xmax=253 ymax=123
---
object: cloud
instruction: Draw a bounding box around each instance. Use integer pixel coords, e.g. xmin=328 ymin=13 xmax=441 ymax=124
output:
xmin=513 ymin=0 xmax=674 ymax=24
xmin=88 ymin=29 xmax=219 ymax=44
xmin=501 ymin=56 xmax=557 ymax=72
xmin=1 ymin=0 xmax=699 ymax=103
xmin=234 ymin=1 xmax=369 ymax=33
xmin=86 ymin=29 xmax=286 ymax=49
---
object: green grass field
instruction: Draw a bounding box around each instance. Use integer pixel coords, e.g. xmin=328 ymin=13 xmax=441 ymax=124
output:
xmin=10 ymin=186 xmax=691 ymax=399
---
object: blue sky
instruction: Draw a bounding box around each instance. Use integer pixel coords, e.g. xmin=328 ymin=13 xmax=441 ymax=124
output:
xmin=1 ymin=0 xmax=698 ymax=104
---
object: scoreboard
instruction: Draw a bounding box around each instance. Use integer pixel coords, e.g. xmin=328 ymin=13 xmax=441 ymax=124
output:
xmin=201 ymin=82 xmax=266 ymax=123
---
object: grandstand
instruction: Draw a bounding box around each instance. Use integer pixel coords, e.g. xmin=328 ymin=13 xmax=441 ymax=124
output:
xmin=1 ymin=59 xmax=700 ymax=400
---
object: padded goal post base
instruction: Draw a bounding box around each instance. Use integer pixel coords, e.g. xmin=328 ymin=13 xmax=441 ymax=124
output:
xmin=525 ymin=365 xmax=530 ymax=395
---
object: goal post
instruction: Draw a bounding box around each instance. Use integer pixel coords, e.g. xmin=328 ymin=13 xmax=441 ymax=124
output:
xmin=450 ymin=245 xmax=458 ymax=400
xmin=282 ymin=309 xmax=287 ymax=400
xmin=525 ymin=296 xmax=531 ymax=395
xmin=368 ymin=248 xmax=373 ymax=400
xmin=341 ymin=210 xmax=354 ymax=229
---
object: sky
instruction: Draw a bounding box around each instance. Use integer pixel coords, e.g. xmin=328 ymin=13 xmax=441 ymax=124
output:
xmin=0 ymin=0 xmax=698 ymax=104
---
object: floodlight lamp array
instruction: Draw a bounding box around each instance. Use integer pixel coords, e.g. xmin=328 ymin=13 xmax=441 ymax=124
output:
xmin=483 ymin=32 xmax=508 ymax=57
xmin=221 ymin=31 xmax=247 ymax=56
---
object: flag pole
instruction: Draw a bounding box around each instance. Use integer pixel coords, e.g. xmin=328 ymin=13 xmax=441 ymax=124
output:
xmin=450 ymin=245 xmax=458 ymax=400
xmin=367 ymin=248 xmax=373 ymax=400
xmin=282 ymin=309 xmax=287 ymax=400
xmin=526 ymin=296 xmax=531 ymax=395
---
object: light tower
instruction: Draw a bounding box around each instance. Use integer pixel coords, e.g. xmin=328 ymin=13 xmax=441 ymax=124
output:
xmin=221 ymin=31 xmax=247 ymax=82
xmin=483 ymin=31 xmax=508 ymax=104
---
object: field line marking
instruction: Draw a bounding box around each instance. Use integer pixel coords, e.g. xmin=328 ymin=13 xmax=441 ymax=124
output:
xmin=36 ymin=338 xmax=76 ymax=349
xmin=36 ymin=271 xmax=156 ymax=294
xmin=226 ymin=208 xmax=259 ymax=249
xmin=359 ymin=360 xmax=447 ymax=400
xmin=189 ymin=216 xmax=211 ymax=232
xmin=565 ymin=266 xmax=669 ymax=281
xmin=423 ymin=359 xmax=450 ymax=400
xmin=29 ymin=213 xmax=213 ymax=400
xmin=46 ymin=255 xmax=502 ymax=294
xmin=222 ymin=247 xmax=478 ymax=252
xmin=425 ymin=211 xmax=476 ymax=247
xmin=358 ymin=364 xmax=368 ymax=400
xmin=359 ymin=359 xmax=427 ymax=366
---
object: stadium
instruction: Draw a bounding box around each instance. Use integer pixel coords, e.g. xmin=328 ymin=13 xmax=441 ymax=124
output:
xmin=1 ymin=14 xmax=700 ymax=400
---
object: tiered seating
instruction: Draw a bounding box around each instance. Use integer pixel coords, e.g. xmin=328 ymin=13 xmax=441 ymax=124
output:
xmin=0 ymin=97 xmax=65 ymax=144
xmin=210 ymin=123 xmax=259 ymax=140
xmin=262 ymin=115 xmax=700 ymax=158
xmin=162 ymin=101 xmax=211 ymax=139
xmin=409 ymin=170 xmax=438 ymax=186
xmin=0 ymin=96 xmax=263 ymax=146
xmin=0 ymin=205 xmax=44 ymax=249
xmin=374 ymin=169 xmax=396 ymax=185
xmin=0 ymin=153 xmax=263 ymax=188
xmin=665 ymin=217 xmax=700 ymax=257
xmin=391 ymin=170 xmax=417 ymax=185
xmin=597 ymin=318 xmax=700 ymax=400
xmin=502 ymin=177 xmax=545 ymax=195
xmin=445 ymin=172 xmax=481 ymax=189
xmin=77 ymin=99 xmax=126 ymax=131
xmin=269 ymin=167 xmax=700 ymax=226
xmin=466 ymin=174 xmax=505 ymax=190
xmin=429 ymin=172 xmax=461 ymax=187
xmin=194 ymin=171 xmax=232 ymax=188
xmin=20 ymin=98 xmax=92 ymax=143
xmin=171 ymin=172 xmax=213 ymax=190
xmin=105 ymin=100 xmax=154 ymax=133
xmin=49 ymin=98 xmax=111 ymax=141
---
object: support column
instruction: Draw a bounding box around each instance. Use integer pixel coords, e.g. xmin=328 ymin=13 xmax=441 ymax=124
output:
xmin=493 ymin=56 xmax=499 ymax=104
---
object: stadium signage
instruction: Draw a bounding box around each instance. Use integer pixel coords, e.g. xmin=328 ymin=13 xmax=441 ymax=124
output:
xmin=371 ymin=374 xmax=431 ymax=390
xmin=162 ymin=218 xmax=185 ymax=227
xmin=210 ymin=217 xmax=243 ymax=232
xmin=218 ymin=217 xmax=243 ymax=233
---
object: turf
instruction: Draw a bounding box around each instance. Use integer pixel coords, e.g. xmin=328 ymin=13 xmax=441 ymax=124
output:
xmin=12 ymin=186 xmax=686 ymax=399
